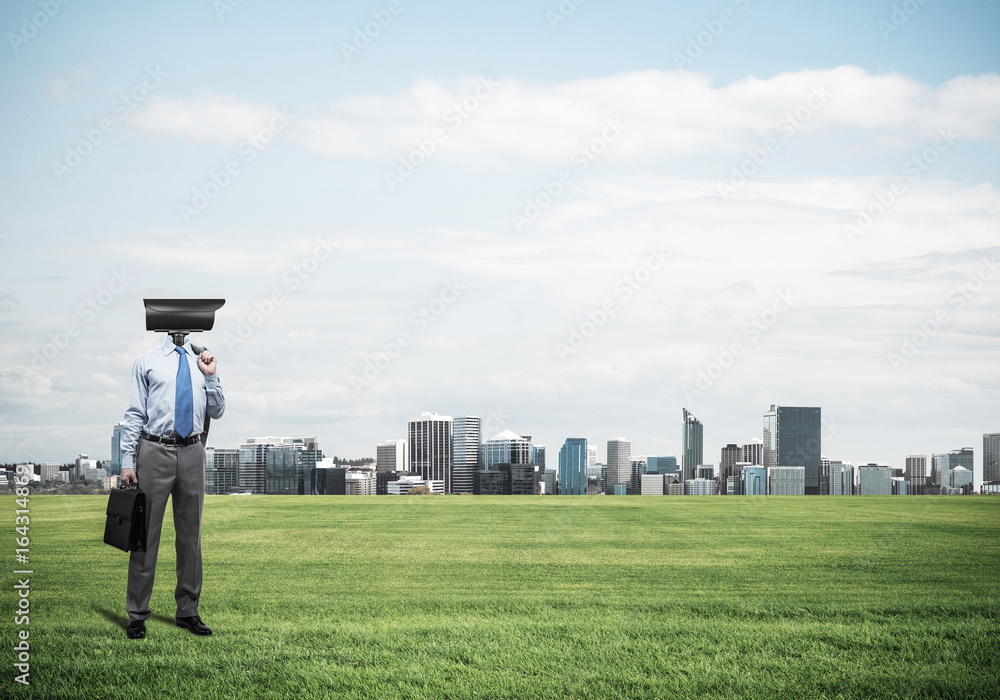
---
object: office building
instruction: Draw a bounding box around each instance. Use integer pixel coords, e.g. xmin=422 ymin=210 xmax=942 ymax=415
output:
xmin=607 ymin=438 xmax=631 ymax=493
xmin=239 ymin=437 xmax=319 ymax=494
xmin=696 ymin=465 xmax=715 ymax=480
xmin=408 ymin=412 xmax=453 ymax=492
xmin=110 ymin=423 xmax=125 ymax=475
xmin=533 ymin=444 xmax=546 ymax=471
xmin=587 ymin=463 xmax=606 ymax=494
xmin=266 ymin=447 xmax=314 ymax=495
xmin=74 ymin=454 xmax=98 ymax=481
xmin=474 ymin=470 xmax=506 ymax=495
xmin=558 ymin=438 xmax=589 ymax=495
xmin=684 ymin=478 xmax=717 ymax=495
xmin=767 ymin=466 xmax=805 ymax=496
xmin=498 ymin=463 xmax=539 ymax=495
xmin=483 ymin=429 xmax=533 ymax=470
xmin=950 ymin=466 xmax=973 ymax=494
xmin=682 ymin=409 xmax=703 ymax=482
xmin=630 ymin=459 xmax=646 ymax=489
xmin=205 ymin=447 xmax=240 ymax=495
xmin=763 ymin=404 xmax=822 ymax=494
xmin=666 ymin=477 xmax=684 ymax=495
xmin=640 ymin=473 xmax=664 ymax=495
xmin=719 ymin=444 xmax=741 ymax=491
xmin=587 ymin=445 xmax=598 ymax=466
xmin=742 ymin=438 xmax=763 ymax=466
xmin=904 ymin=454 xmax=927 ymax=494
xmin=376 ymin=439 xmax=408 ymax=473
xmin=891 ymin=477 xmax=909 ymax=495
xmin=40 ymin=462 xmax=61 ymax=482
xmin=985 ymin=433 xmax=1000 ymax=484
xmin=345 ymin=470 xmax=376 ymax=495
xmin=828 ymin=461 xmax=854 ymax=495
xmin=859 ymin=465 xmax=892 ymax=495
xmin=646 ymin=456 xmax=678 ymax=475
xmin=743 ymin=466 xmax=766 ymax=495
xmin=451 ymin=416 xmax=481 ymax=495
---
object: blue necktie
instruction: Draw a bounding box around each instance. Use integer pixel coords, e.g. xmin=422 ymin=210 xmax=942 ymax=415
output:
xmin=174 ymin=346 xmax=194 ymax=439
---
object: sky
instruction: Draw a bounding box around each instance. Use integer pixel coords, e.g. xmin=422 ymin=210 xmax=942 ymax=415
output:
xmin=1 ymin=0 xmax=999 ymax=487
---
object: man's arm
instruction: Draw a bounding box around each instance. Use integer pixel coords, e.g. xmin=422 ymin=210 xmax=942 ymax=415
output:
xmin=120 ymin=358 xmax=148 ymax=486
xmin=198 ymin=349 xmax=225 ymax=419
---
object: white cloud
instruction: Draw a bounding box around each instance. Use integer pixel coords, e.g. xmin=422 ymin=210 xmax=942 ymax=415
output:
xmin=128 ymin=67 xmax=1000 ymax=165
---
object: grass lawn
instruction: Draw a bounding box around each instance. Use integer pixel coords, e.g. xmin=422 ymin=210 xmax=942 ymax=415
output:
xmin=4 ymin=494 xmax=999 ymax=699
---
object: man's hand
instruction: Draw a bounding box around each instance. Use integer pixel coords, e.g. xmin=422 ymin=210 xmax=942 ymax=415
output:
xmin=121 ymin=468 xmax=138 ymax=487
xmin=198 ymin=349 xmax=217 ymax=376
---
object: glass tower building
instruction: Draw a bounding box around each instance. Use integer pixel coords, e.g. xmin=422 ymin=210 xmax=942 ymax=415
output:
xmin=408 ymin=412 xmax=453 ymax=493
xmin=451 ymin=416 xmax=481 ymax=495
xmin=763 ymin=404 xmax=822 ymax=494
xmin=985 ymin=433 xmax=1000 ymax=484
xmin=682 ymin=409 xmax=703 ymax=483
xmin=558 ymin=438 xmax=588 ymax=495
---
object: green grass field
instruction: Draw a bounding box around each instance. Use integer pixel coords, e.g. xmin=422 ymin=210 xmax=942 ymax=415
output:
xmin=4 ymin=495 xmax=999 ymax=699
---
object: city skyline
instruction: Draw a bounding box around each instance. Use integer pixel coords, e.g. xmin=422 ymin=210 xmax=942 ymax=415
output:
xmin=2 ymin=2 xmax=998 ymax=485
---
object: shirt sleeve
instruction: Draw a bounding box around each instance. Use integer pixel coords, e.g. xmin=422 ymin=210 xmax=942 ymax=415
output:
xmin=205 ymin=373 xmax=225 ymax=420
xmin=120 ymin=358 xmax=148 ymax=471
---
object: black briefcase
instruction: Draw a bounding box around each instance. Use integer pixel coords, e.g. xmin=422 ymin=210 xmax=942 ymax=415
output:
xmin=103 ymin=487 xmax=147 ymax=553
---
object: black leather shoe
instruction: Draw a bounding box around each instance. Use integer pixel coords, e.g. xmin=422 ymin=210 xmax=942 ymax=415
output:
xmin=126 ymin=621 xmax=146 ymax=640
xmin=175 ymin=615 xmax=212 ymax=636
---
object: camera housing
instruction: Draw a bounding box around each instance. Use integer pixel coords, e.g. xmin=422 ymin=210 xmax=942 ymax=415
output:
xmin=143 ymin=299 xmax=225 ymax=346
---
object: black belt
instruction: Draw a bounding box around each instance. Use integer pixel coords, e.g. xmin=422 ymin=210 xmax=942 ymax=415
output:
xmin=141 ymin=431 xmax=201 ymax=447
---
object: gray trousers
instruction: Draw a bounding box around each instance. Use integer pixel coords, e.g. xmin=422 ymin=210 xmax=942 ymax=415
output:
xmin=127 ymin=438 xmax=205 ymax=623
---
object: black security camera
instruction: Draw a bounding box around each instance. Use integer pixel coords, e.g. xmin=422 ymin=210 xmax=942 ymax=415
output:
xmin=144 ymin=299 xmax=225 ymax=347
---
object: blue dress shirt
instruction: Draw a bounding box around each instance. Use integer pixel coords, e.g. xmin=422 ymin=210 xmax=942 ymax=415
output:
xmin=120 ymin=337 xmax=226 ymax=471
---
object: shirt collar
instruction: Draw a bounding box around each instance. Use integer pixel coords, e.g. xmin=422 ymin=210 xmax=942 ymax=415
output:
xmin=160 ymin=336 xmax=192 ymax=356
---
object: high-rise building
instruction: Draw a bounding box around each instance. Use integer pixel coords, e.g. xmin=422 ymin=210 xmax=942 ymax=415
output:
xmin=587 ymin=445 xmax=598 ymax=466
xmin=684 ymin=478 xmax=717 ymax=495
xmin=376 ymin=439 xmax=408 ymax=473
xmin=640 ymin=473 xmax=664 ymax=495
xmin=630 ymin=459 xmax=646 ymax=489
xmin=742 ymin=438 xmax=763 ymax=466
xmin=681 ymin=409 xmax=703 ymax=483
xmin=950 ymin=466 xmax=973 ymax=494
xmin=859 ymin=465 xmax=892 ymax=495
xmin=451 ymin=417 xmax=481 ymax=494
xmin=558 ymin=438 xmax=588 ymax=495
xmin=743 ymin=466 xmax=766 ymax=495
xmin=483 ymin=429 xmax=533 ymax=470
xmin=932 ymin=447 xmax=974 ymax=489
xmin=904 ymin=454 xmax=928 ymax=495
xmin=763 ymin=404 xmax=822 ymax=494
xmin=533 ymin=444 xmax=546 ymax=471
xmin=985 ymin=433 xmax=1000 ymax=484
xmin=265 ymin=444 xmax=323 ymax=495
xmin=205 ymin=447 xmax=239 ymax=495
xmin=646 ymin=456 xmax=677 ymax=475
xmin=719 ymin=444 xmax=741 ymax=491
xmin=408 ymin=412 xmax=453 ymax=492
xmin=40 ymin=462 xmax=61 ymax=482
xmin=768 ymin=466 xmax=805 ymax=495
xmin=240 ymin=436 xmax=318 ymax=494
xmin=110 ymin=423 xmax=125 ymax=475
xmin=828 ymin=461 xmax=854 ymax=495
xmin=607 ymin=439 xmax=632 ymax=492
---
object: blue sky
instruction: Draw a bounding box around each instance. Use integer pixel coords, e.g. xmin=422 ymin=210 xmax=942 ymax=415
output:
xmin=1 ymin=0 xmax=999 ymax=486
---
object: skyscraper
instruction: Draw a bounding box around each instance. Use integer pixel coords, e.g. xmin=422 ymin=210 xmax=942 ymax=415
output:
xmin=558 ymin=438 xmax=588 ymax=495
xmin=743 ymin=466 xmax=766 ymax=495
xmin=905 ymin=454 xmax=928 ymax=494
xmin=483 ymin=429 xmax=533 ymax=470
xmin=240 ymin=436 xmax=319 ymax=494
xmin=205 ymin=447 xmax=239 ymax=495
xmin=607 ymin=438 xmax=631 ymax=492
xmin=408 ymin=412 xmax=453 ymax=492
xmin=682 ymin=408 xmax=703 ymax=483
xmin=985 ymin=433 xmax=1000 ymax=483
xmin=741 ymin=438 xmax=763 ymax=466
xmin=110 ymin=423 xmax=125 ymax=475
xmin=763 ymin=404 xmax=822 ymax=494
xmin=451 ymin=416 xmax=481 ymax=494
xmin=719 ymin=444 xmax=741 ymax=492
xmin=376 ymin=439 xmax=409 ymax=473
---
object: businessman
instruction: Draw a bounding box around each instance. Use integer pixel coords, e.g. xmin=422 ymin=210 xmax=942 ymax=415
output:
xmin=119 ymin=335 xmax=225 ymax=640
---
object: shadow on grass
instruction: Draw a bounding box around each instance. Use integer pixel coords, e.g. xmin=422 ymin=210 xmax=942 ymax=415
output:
xmin=94 ymin=607 xmax=176 ymax=631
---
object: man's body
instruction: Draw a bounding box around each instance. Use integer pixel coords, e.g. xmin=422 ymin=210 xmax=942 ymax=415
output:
xmin=120 ymin=336 xmax=225 ymax=639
